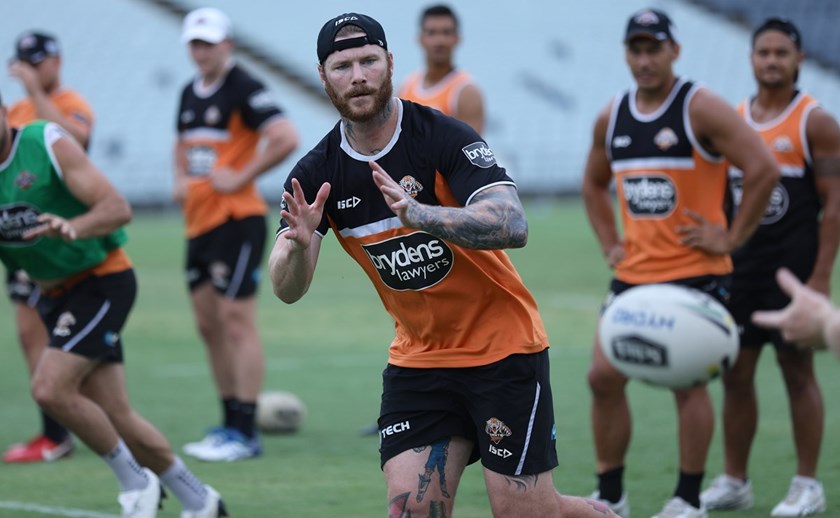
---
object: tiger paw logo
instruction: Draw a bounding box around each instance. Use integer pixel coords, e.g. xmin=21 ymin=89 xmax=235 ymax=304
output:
xmin=53 ymin=311 xmax=76 ymax=337
xmin=485 ymin=418 xmax=512 ymax=444
xmin=14 ymin=171 xmax=36 ymax=190
xmin=654 ymin=127 xmax=679 ymax=151
xmin=399 ymin=176 xmax=423 ymax=198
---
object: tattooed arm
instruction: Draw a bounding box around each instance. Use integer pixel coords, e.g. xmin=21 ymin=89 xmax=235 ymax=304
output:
xmin=370 ymin=160 xmax=528 ymax=250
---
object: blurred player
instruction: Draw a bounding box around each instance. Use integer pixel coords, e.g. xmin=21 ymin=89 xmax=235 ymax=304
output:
xmin=3 ymin=30 xmax=93 ymax=464
xmin=701 ymin=18 xmax=840 ymax=517
xmin=581 ymin=8 xmax=779 ymax=518
xmin=269 ymin=12 xmax=617 ymax=517
xmin=174 ymin=7 xmax=299 ymax=461
xmin=399 ymin=4 xmax=484 ymax=133
xmin=0 ymin=91 xmax=226 ymax=517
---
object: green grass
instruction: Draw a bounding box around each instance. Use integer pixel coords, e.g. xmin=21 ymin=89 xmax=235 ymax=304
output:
xmin=0 ymin=199 xmax=838 ymax=517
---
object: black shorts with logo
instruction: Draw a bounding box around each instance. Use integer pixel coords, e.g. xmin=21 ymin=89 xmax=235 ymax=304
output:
xmin=6 ymin=269 xmax=41 ymax=307
xmin=378 ymin=349 xmax=559 ymax=477
xmin=603 ymin=274 xmax=732 ymax=311
xmin=37 ymin=269 xmax=137 ymax=363
xmin=186 ymin=216 xmax=266 ymax=298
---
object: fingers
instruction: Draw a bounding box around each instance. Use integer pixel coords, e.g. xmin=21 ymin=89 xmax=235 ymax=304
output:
xmin=774 ymin=267 xmax=802 ymax=297
xmin=682 ymin=208 xmax=704 ymax=223
xmin=22 ymin=214 xmax=77 ymax=241
xmin=751 ymin=308 xmax=785 ymax=329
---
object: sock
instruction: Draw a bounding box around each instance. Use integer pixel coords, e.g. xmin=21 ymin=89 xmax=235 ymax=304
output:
xmin=222 ymin=397 xmax=239 ymax=429
xmin=236 ymin=401 xmax=257 ymax=439
xmin=597 ymin=465 xmax=625 ymax=503
xmin=160 ymin=456 xmax=208 ymax=511
xmin=102 ymin=439 xmax=148 ymax=491
xmin=41 ymin=411 xmax=69 ymax=443
xmin=675 ymin=471 xmax=704 ymax=509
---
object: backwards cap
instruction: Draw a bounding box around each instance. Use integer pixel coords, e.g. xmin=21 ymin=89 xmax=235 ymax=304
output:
xmin=317 ymin=13 xmax=387 ymax=64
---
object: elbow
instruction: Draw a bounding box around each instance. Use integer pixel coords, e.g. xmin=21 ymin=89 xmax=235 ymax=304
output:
xmin=118 ymin=199 xmax=132 ymax=227
xmin=272 ymin=284 xmax=302 ymax=305
xmin=509 ymin=219 xmax=529 ymax=249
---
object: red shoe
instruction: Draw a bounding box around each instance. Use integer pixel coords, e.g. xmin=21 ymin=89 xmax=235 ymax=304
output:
xmin=3 ymin=435 xmax=74 ymax=463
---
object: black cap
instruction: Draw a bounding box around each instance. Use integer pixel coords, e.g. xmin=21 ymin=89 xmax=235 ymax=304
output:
xmin=624 ymin=9 xmax=677 ymax=43
xmin=15 ymin=31 xmax=60 ymax=65
xmin=317 ymin=13 xmax=387 ymax=64
xmin=752 ymin=17 xmax=802 ymax=49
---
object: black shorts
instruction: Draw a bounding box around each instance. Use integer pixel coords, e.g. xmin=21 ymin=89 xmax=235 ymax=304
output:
xmin=6 ymin=269 xmax=41 ymax=307
xmin=378 ymin=350 xmax=559 ymax=477
xmin=603 ymin=274 xmax=732 ymax=311
xmin=729 ymin=283 xmax=796 ymax=349
xmin=186 ymin=216 xmax=267 ymax=298
xmin=37 ymin=269 xmax=137 ymax=363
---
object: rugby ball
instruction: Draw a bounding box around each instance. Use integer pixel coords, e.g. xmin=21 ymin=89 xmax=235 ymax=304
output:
xmin=598 ymin=283 xmax=739 ymax=389
xmin=257 ymin=391 xmax=307 ymax=434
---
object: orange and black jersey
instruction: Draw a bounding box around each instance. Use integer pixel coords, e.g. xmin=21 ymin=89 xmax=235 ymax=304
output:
xmin=730 ymin=91 xmax=821 ymax=288
xmin=607 ymin=78 xmax=731 ymax=284
xmin=277 ymin=99 xmax=548 ymax=368
xmin=399 ymin=69 xmax=473 ymax=116
xmin=177 ymin=64 xmax=285 ymax=237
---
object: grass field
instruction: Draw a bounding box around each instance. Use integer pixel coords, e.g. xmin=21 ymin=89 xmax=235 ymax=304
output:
xmin=0 ymin=199 xmax=838 ymax=517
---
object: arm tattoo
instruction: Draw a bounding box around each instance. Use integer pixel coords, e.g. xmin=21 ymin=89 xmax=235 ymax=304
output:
xmin=406 ymin=186 xmax=528 ymax=250
xmin=503 ymin=473 xmax=539 ymax=492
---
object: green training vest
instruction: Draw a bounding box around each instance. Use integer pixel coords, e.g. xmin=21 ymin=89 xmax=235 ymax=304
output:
xmin=0 ymin=121 xmax=127 ymax=280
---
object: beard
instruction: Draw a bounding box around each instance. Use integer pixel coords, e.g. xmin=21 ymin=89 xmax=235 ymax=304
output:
xmin=325 ymin=68 xmax=394 ymax=123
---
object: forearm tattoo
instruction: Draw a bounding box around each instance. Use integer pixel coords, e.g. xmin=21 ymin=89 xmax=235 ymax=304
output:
xmin=406 ymin=187 xmax=528 ymax=250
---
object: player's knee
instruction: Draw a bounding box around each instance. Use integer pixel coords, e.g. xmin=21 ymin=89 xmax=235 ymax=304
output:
xmin=387 ymin=491 xmax=452 ymax=517
xmin=588 ymin=363 xmax=626 ymax=396
xmin=30 ymin=375 xmax=63 ymax=413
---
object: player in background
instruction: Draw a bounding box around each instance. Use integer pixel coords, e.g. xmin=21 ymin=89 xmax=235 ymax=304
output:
xmin=269 ymin=12 xmax=617 ymax=518
xmin=701 ymin=18 xmax=840 ymax=517
xmin=398 ymin=4 xmax=484 ymax=134
xmin=174 ymin=7 xmax=299 ymax=462
xmin=3 ymin=30 xmax=93 ymax=464
xmin=0 ymin=91 xmax=227 ymax=518
xmin=581 ymin=8 xmax=779 ymax=518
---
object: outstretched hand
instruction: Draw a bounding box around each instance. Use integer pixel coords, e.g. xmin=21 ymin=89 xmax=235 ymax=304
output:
xmin=676 ymin=209 xmax=732 ymax=255
xmin=752 ymin=268 xmax=832 ymax=349
xmin=22 ymin=213 xmax=78 ymax=242
xmin=371 ymin=160 xmax=416 ymax=227
xmin=280 ymin=178 xmax=330 ymax=250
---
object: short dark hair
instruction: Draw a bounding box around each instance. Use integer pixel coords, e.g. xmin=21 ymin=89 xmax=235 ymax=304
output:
xmin=420 ymin=4 xmax=458 ymax=30
xmin=752 ymin=17 xmax=802 ymax=49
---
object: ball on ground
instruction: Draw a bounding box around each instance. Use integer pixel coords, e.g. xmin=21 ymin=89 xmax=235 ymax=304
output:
xmin=257 ymin=390 xmax=307 ymax=434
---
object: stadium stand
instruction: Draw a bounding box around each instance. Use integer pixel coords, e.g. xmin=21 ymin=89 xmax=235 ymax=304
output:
xmin=2 ymin=0 xmax=839 ymax=204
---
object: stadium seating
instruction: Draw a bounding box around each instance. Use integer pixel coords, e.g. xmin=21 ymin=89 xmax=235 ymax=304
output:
xmin=2 ymin=0 xmax=839 ymax=203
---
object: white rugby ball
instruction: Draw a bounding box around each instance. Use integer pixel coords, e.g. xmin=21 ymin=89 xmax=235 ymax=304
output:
xmin=598 ymin=283 xmax=739 ymax=389
xmin=257 ymin=391 xmax=307 ymax=434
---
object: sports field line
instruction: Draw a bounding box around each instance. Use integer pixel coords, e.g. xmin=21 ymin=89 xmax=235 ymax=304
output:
xmin=0 ymin=501 xmax=118 ymax=518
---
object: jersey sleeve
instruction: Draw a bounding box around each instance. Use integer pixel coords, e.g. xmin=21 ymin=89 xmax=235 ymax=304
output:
xmin=237 ymin=74 xmax=284 ymax=131
xmin=430 ymin=117 xmax=514 ymax=205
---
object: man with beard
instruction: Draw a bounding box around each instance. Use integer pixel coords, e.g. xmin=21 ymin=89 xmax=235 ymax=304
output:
xmin=399 ymin=4 xmax=484 ymax=134
xmin=268 ymin=12 xmax=618 ymax=518
xmin=174 ymin=6 xmax=299 ymax=462
xmin=701 ymin=18 xmax=840 ymax=517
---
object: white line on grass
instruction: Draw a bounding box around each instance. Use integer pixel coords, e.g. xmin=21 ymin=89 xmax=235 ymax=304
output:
xmin=0 ymin=501 xmax=118 ymax=518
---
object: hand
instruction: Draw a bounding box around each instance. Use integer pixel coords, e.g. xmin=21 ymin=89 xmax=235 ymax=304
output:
xmin=22 ymin=213 xmax=78 ymax=241
xmin=676 ymin=209 xmax=732 ymax=254
xmin=210 ymin=167 xmax=248 ymax=193
xmin=8 ymin=60 xmax=43 ymax=96
xmin=604 ymin=243 xmax=626 ymax=269
xmin=370 ymin=160 xmax=416 ymax=227
xmin=280 ymin=178 xmax=330 ymax=250
xmin=752 ymin=268 xmax=832 ymax=349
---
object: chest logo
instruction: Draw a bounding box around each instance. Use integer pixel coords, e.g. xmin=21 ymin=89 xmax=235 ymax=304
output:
xmin=773 ymin=135 xmax=794 ymax=153
xmin=362 ymin=232 xmax=454 ymax=291
xmin=613 ymin=135 xmax=632 ymax=148
xmin=14 ymin=171 xmax=36 ymax=190
xmin=399 ymin=176 xmax=424 ymax=198
xmin=0 ymin=203 xmax=42 ymax=245
xmin=337 ymin=196 xmax=361 ymax=209
xmin=622 ymin=175 xmax=677 ymax=217
xmin=204 ymin=105 xmax=222 ymax=126
xmin=462 ymin=142 xmax=497 ymax=168
xmin=654 ymin=127 xmax=679 ymax=151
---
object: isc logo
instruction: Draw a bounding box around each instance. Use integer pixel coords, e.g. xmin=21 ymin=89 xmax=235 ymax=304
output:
xmin=488 ymin=444 xmax=513 ymax=459
xmin=337 ymin=196 xmax=361 ymax=209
